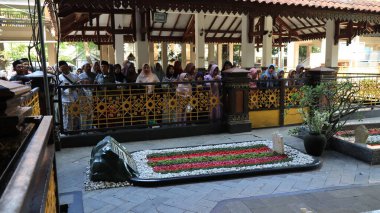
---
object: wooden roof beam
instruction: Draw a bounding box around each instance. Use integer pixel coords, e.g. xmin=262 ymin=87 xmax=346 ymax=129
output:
xmin=206 ymin=16 xmax=218 ymax=37
xmin=70 ymin=26 xmax=134 ymax=34
xmin=205 ymin=37 xmax=241 ymax=43
xmin=276 ymin=17 xmax=293 ymax=32
xmin=183 ymin=15 xmax=195 ymax=41
xmin=59 ymin=8 xmax=133 ymax=17
xmin=170 ymin=14 xmax=181 ymax=37
xmin=221 ymin=17 xmax=238 ymax=38
xmin=229 ymin=20 xmax=241 ymax=38
xmin=304 ymin=18 xmax=322 ymax=33
xmin=206 ymin=29 xmax=241 ymax=34
xmin=295 ymin=17 xmax=313 ymax=34
xmin=158 ymin=23 xmax=165 ymax=37
xmin=213 ymin=16 xmax=228 ymax=38
xmin=295 ymin=24 xmax=325 ymax=31
xmin=151 ymin=27 xmax=185 ymax=32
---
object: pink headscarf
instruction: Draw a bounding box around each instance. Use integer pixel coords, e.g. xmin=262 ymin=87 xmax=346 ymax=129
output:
xmin=248 ymin=68 xmax=258 ymax=89
xmin=248 ymin=68 xmax=258 ymax=79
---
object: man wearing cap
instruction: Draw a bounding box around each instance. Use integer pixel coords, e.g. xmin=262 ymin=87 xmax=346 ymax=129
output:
xmin=94 ymin=60 xmax=115 ymax=85
xmin=9 ymin=59 xmax=30 ymax=84
xmin=58 ymin=60 xmax=80 ymax=131
xmin=78 ymin=62 xmax=95 ymax=130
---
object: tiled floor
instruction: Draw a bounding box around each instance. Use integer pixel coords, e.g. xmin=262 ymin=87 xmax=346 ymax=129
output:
xmin=56 ymin=123 xmax=380 ymax=213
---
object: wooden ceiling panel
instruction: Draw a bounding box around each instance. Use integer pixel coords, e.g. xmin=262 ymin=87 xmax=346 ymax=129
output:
xmin=210 ymin=16 xmax=227 ymax=31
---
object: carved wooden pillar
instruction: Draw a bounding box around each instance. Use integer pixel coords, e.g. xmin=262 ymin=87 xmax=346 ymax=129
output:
xmin=222 ymin=70 xmax=251 ymax=133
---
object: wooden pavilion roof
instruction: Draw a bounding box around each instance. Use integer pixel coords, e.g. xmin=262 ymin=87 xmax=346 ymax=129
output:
xmin=49 ymin=0 xmax=380 ymax=46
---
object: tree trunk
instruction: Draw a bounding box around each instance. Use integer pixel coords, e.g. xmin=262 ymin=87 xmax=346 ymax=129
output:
xmin=0 ymin=43 xmax=6 ymax=70
xmin=84 ymin=42 xmax=92 ymax=64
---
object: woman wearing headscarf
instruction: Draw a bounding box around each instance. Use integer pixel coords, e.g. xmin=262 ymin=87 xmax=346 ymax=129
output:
xmin=153 ymin=62 xmax=165 ymax=82
xmin=135 ymin=63 xmax=159 ymax=94
xmin=287 ymin=69 xmax=296 ymax=86
xmin=162 ymin=65 xmax=177 ymax=85
xmin=195 ymin=71 xmax=205 ymax=89
xmin=114 ymin=64 xmax=125 ymax=83
xmin=277 ymin=69 xmax=285 ymax=79
xmin=135 ymin=64 xmax=160 ymax=126
xmin=274 ymin=69 xmax=285 ymax=87
xmin=204 ymin=64 xmax=222 ymax=121
xmin=248 ymin=68 xmax=259 ymax=89
xmin=173 ymin=60 xmax=183 ymax=77
xmin=260 ymin=64 xmax=278 ymax=88
xmin=222 ymin=60 xmax=233 ymax=71
xmin=122 ymin=62 xmax=137 ymax=83
xmin=295 ymin=64 xmax=305 ymax=85
xmin=161 ymin=65 xmax=178 ymax=124
xmin=183 ymin=63 xmax=196 ymax=81
xmin=176 ymin=73 xmax=192 ymax=125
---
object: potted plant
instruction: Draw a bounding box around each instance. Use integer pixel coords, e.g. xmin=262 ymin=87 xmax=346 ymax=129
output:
xmin=289 ymin=80 xmax=363 ymax=156
xmin=302 ymin=110 xmax=329 ymax=156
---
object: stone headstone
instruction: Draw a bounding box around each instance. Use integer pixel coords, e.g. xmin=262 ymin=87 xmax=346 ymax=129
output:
xmin=90 ymin=136 xmax=138 ymax=182
xmin=272 ymin=132 xmax=284 ymax=154
xmin=354 ymin=125 xmax=369 ymax=144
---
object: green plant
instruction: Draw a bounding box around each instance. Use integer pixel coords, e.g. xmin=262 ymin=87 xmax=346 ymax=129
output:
xmin=301 ymin=110 xmax=329 ymax=134
xmin=290 ymin=80 xmax=362 ymax=140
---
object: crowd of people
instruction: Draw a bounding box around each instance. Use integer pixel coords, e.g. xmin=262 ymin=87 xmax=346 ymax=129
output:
xmin=3 ymin=57 xmax=306 ymax=132
xmin=0 ymin=58 xmax=32 ymax=83
xmin=247 ymin=63 xmax=306 ymax=89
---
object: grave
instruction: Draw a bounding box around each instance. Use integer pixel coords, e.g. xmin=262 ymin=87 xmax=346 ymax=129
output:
xmin=331 ymin=123 xmax=380 ymax=165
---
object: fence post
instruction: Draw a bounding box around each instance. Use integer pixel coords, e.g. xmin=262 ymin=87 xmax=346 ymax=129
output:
xmin=279 ymin=79 xmax=285 ymax=126
xmin=221 ymin=69 xmax=251 ymax=133
xmin=26 ymin=72 xmax=55 ymax=115
xmin=304 ymin=67 xmax=337 ymax=86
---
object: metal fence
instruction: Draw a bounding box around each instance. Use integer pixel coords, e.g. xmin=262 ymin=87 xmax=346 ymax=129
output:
xmin=57 ymin=81 xmax=222 ymax=134
xmin=54 ymin=73 xmax=380 ymax=134
xmin=336 ymin=73 xmax=380 ymax=106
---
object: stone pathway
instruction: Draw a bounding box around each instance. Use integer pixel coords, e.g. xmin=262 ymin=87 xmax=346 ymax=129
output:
xmin=212 ymin=184 xmax=380 ymax=213
xmin=56 ymin=125 xmax=380 ymax=213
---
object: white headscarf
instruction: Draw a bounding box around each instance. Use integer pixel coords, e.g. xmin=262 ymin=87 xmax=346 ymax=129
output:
xmin=176 ymin=73 xmax=192 ymax=98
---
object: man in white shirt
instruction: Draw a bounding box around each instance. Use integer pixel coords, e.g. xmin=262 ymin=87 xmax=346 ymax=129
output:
xmin=78 ymin=62 xmax=96 ymax=84
xmin=78 ymin=63 xmax=95 ymax=130
xmin=58 ymin=60 xmax=80 ymax=131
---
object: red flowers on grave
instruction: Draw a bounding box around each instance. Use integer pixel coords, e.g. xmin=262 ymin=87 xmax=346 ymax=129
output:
xmin=146 ymin=144 xmax=291 ymax=174
xmin=336 ymin=128 xmax=380 ymax=137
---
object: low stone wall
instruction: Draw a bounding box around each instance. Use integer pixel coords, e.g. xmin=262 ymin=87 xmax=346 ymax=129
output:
xmin=330 ymin=137 xmax=380 ymax=165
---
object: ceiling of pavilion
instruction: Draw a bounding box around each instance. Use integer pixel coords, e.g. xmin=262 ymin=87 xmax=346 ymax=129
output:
xmin=50 ymin=0 xmax=380 ymax=46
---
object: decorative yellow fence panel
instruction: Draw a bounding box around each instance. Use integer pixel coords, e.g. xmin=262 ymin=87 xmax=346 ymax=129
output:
xmin=59 ymin=83 xmax=221 ymax=133
xmin=21 ymin=87 xmax=40 ymax=116
xmin=248 ymin=81 xmax=303 ymax=128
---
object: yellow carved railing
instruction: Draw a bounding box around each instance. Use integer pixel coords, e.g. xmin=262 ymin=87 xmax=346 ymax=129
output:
xmin=59 ymin=82 xmax=221 ymax=132
xmin=338 ymin=76 xmax=380 ymax=106
xmin=248 ymin=79 xmax=304 ymax=128
xmin=249 ymin=88 xmax=280 ymax=110
xmin=248 ymin=80 xmax=302 ymax=110
xmin=21 ymin=88 xmax=40 ymax=116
